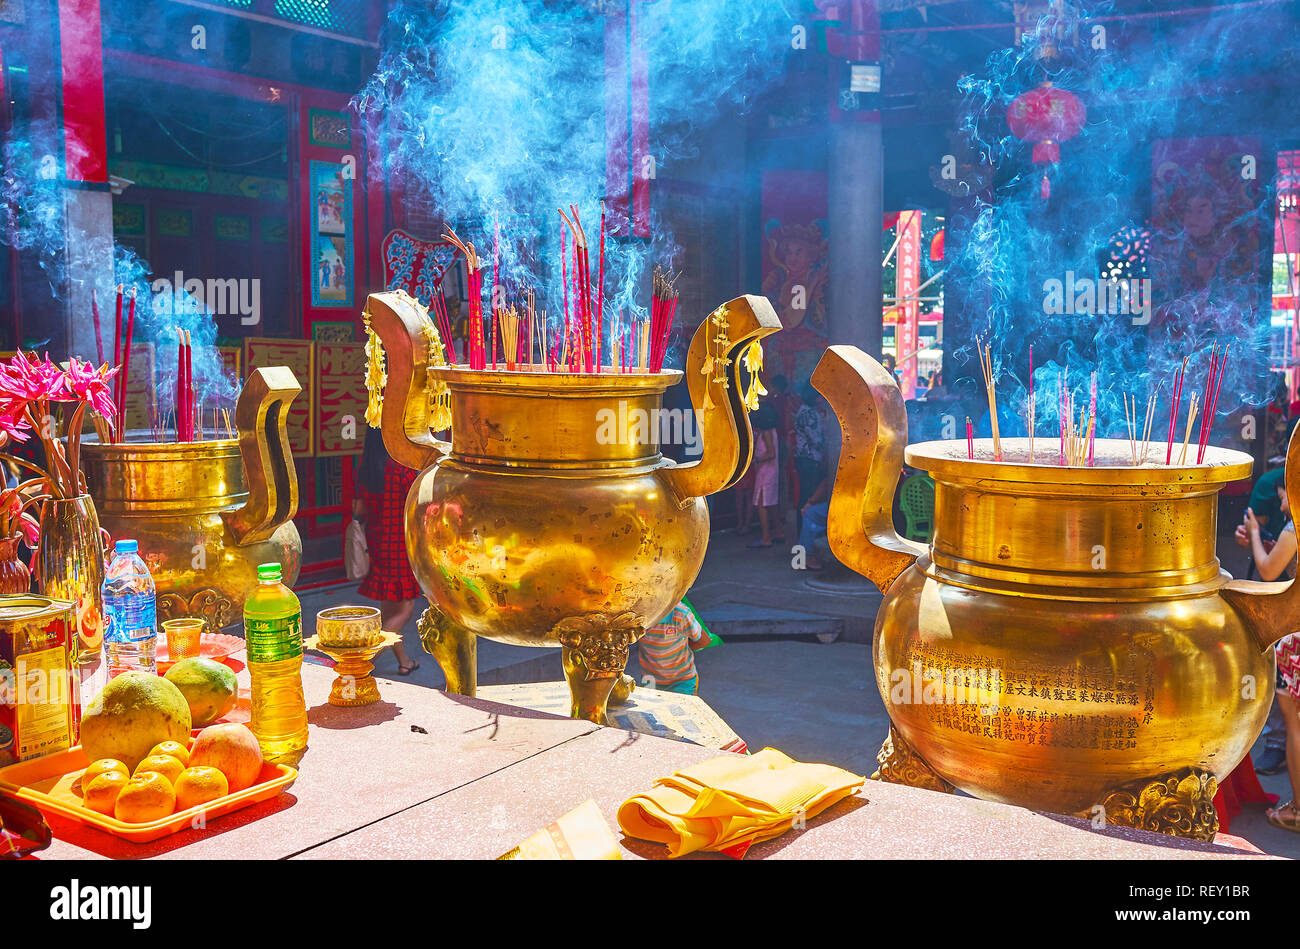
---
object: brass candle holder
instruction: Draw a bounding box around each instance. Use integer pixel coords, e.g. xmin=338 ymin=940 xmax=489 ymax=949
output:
xmin=304 ymin=631 xmax=402 ymax=707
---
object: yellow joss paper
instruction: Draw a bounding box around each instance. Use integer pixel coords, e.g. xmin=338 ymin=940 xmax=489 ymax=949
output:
xmin=498 ymin=799 xmax=622 ymax=860
xmin=617 ymin=747 xmax=865 ymax=858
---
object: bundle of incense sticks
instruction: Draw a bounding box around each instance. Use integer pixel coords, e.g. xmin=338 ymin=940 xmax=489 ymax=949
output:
xmin=976 ymin=338 xmax=1002 ymax=461
xmin=432 ymin=282 xmax=457 ymax=367
xmin=500 ymin=306 xmax=521 ymax=372
xmin=1196 ymin=343 xmax=1228 ymax=464
xmin=1123 ymin=391 xmax=1158 ymax=465
xmin=558 ymin=207 xmax=596 ymax=373
xmin=175 ymin=328 xmax=196 ymax=442
xmin=558 ymin=219 xmax=569 ymax=370
xmin=109 ymin=286 xmax=137 ymax=441
xmin=443 ymin=227 xmax=487 ymax=370
xmin=649 ymin=269 xmax=679 ymax=374
xmin=1178 ymin=391 xmax=1200 ymax=464
xmin=491 ymin=217 xmax=500 ymax=370
xmin=1087 ymin=372 xmax=1097 ymax=466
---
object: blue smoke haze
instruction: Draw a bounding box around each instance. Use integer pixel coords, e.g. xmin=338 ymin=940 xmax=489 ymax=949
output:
xmin=949 ymin=1 xmax=1293 ymax=447
xmin=356 ymin=0 xmax=796 ymax=357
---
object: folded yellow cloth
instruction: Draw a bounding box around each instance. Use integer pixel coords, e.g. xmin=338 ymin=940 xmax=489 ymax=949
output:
xmin=617 ymin=748 xmax=865 ymax=857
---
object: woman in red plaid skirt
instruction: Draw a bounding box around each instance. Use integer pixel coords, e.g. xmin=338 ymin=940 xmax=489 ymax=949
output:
xmin=354 ymin=428 xmax=421 ymax=674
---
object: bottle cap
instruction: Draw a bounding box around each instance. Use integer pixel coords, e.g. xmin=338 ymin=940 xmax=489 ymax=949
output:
xmin=114 ymin=539 xmax=138 ymax=554
xmin=257 ymin=562 xmax=282 ymax=582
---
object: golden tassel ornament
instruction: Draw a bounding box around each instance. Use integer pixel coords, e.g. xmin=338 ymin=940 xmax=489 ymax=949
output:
xmin=362 ymin=308 xmax=386 ymax=428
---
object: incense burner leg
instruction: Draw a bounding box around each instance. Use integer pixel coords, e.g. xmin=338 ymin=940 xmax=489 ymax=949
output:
xmin=871 ymin=723 xmax=954 ymax=793
xmin=555 ymin=614 xmax=643 ymax=724
xmin=417 ymin=604 xmax=477 ymax=697
xmin=609 ymin=673 xmax=636 ymax=708
xmin=1091 ymin=768 xmax=1219 ymax=842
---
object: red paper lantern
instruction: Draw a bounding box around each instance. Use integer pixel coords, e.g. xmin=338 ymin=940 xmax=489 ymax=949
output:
xmin=1006 ymin=82 xmax=1085 ymax=198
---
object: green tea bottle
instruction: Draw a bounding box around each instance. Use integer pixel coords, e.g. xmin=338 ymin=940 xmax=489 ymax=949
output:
xmin=244 ymin=562 xmax=308 ymax=761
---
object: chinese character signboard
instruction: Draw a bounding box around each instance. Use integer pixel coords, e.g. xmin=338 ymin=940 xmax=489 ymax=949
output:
xmin=243 ymin=338 xmax=315 ymax=456
xmin=314 ymin=342 xmax=365 ymax=457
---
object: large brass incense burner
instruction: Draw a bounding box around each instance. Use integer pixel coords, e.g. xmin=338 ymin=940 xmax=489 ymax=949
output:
xmin=366 ymin=290 xmax=780 ymax=723
xmin=814 ymin=346 xmax=1294 ymax=841
xmin=82 ymin=367 xmax=302 ymax=630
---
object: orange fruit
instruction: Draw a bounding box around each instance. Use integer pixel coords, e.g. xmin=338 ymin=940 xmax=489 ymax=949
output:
xmin=114 ymin=773 xmax=176 ymax=823
xmin=82 ymin=758 xmax=128 ymax=789
xmin=83 ymin=771 xmax=129 ymax=816
xmin=174 ymin=766 xmax=228 ymax=810
xmin=148 ymin=740 xmax=190 ymax=767
xmin=133 ymin=754 xmax=184 ymax=786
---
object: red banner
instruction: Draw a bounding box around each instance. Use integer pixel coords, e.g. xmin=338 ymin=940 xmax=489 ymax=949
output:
xmin=895 ymin=211 xmax=921 ymax=399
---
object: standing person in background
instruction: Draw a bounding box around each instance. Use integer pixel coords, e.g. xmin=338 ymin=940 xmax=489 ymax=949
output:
xmin=354 ymin=427 xmax=421 ymax=675
xmin=766 ymin=374 xmax=796 ymax=530
xmin=748 ymin=402 xmax=783 ymax=548
xmin=1237 ymin=482 xmax=1300 ymax=830
xmin=792 ymin=383 xmax=826 ymax=516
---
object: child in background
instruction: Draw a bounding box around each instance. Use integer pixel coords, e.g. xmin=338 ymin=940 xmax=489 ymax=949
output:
xmin=637 ymin=599 xmax=720 ymax=695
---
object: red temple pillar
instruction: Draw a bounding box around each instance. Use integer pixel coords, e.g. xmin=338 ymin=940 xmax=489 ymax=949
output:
xmin=58 ymin=0 xmax=114 ymax=361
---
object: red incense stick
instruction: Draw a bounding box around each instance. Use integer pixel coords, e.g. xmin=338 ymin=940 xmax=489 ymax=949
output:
xmin=1165 ymin=356 xmax=1187 ymax=464
xmin=117 ymin=289 xmax=137 ymax=427
xmin=91 ymin=289 xmax=104 ymax=364
xmin=597 ymin=200 xmax=606 ymax=369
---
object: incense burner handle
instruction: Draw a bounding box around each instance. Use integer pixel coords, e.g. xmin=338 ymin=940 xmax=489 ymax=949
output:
xmin=811 ymin=346 xmax=926 ymax=594
xmin=663 ymin=294 xmax=782 ymax=502
xmin=364 ymin=290 xmax=452 ymax=471
xmin=224 ymin=366 xmax=301 ymax=547
xmin=1224 ymin=421 xmax=1300 ymax=651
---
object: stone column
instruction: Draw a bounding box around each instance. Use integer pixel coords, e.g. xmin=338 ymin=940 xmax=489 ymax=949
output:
xmin=824 ymin=0 xmax=882 ymax=355
xmin=828 ymin=118 xmax=883 ymax=354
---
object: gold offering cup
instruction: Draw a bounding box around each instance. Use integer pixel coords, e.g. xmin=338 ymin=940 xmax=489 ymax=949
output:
xmin=366 ymin=290 xmax=781 ymax=723
xmin=162 ymin=618 xmax=204 ymax=661
xmin=82 ymin=367 xmax=303 ymax=631
xmin=306 ymin=606 xmax=397 ymax=707
xmin=812 ymin=346 xmax=1295 ymax=841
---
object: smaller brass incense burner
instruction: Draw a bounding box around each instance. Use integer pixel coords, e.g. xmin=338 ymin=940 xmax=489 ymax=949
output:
xmin=82 ymin=367 xmax=302 ymax=630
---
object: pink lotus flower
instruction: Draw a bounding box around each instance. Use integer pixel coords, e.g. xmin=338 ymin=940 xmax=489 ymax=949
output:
xmin=0 ymin=352 xmax=71 ymax=403
xmin=0 ymin=404 xmax=31 ymax=443
xmin=64 ymin=358 xmax=118 ymax=419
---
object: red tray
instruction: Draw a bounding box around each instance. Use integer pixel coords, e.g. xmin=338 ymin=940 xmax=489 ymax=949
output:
xmin=0 ymin=734 xmax=295 ymax=844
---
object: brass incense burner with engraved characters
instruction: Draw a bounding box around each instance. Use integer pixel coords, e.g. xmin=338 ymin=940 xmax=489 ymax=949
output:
xmin=814 ymin=346 xmax=1295 ymax=841
xmin=364 ymin=289 xmax=780 ymax=723
xmin=82 ymin=367 xmax=302 ymax=630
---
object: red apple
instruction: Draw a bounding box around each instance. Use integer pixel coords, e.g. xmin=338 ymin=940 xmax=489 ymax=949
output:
xmin=189 ymin=723 xmax=264 ymax=792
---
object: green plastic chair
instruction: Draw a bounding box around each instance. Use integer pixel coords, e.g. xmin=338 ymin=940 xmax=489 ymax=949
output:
xmin=899 ymin=473 xmax=935 ymax=543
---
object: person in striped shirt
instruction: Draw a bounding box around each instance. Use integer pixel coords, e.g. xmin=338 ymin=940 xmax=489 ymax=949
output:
xmin=637 ymin=599 xmax=718 ymax=695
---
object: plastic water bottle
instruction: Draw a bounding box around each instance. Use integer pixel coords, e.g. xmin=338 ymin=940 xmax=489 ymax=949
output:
xmin=102 ymin=539 xmax=157 ymax=677
xmin=244 ymin=562 xmax=308 ymax=761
